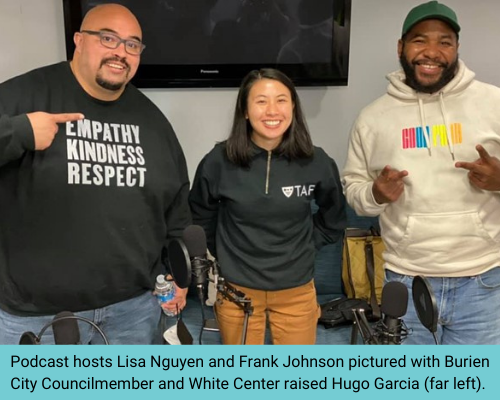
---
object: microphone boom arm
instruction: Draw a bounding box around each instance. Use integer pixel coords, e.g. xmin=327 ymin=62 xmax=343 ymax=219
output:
xmin=351 ymin=308 xmax=379 ymax=345
xmin=215 ymin=274 xmax=253 ymax=345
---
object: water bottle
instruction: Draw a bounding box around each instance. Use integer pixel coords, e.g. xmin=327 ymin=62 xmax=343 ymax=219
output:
xmin=155 ymin=274 xmax=176 ymax=317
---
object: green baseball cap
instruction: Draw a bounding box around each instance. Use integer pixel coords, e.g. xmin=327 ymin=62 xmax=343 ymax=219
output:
xmin=402 ymin=1 xmax=460 ymax=36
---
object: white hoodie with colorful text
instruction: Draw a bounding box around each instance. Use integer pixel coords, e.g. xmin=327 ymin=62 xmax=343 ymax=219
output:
xmin=342 ymin=60 xmax=500 ymax=277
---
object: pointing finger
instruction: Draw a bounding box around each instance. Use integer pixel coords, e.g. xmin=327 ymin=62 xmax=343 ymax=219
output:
xmin=396 ymin=170 xmax=409 ymax=179
xmin=51 ymin=113 xmax=85 ymax=123
xmin=380 ymin=166 xmax=408 ymax=181
xmin=455 ymin=161 xmax=476 ymax=171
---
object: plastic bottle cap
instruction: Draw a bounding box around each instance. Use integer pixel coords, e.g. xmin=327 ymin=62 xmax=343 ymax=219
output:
xmin=156 ymin=274 xmax=166 ymax=284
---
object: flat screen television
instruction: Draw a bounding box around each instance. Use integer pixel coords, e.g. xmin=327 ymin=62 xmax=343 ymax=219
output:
xmin=63 ymin=0 xmax=351 ymax=88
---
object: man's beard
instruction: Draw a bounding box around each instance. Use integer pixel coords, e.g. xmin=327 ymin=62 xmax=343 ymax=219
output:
xmin=96 ymin=76 xmax=125 ymax=91
xmin=95 ymin=57 xmax=130 ymax=92
xmin=399 ymin=53 xmax=458 ymax=94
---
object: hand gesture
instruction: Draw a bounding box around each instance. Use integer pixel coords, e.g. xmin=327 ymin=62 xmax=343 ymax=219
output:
xmin=161 ymin=275 xmax=188 ymax=315
xmin=455 ymin=145 xmax=500 ymax=191
xmin=372 ymin=165 xmax=409 ymax=204
xmin=27 ymin=112 xmax=84 ymax=150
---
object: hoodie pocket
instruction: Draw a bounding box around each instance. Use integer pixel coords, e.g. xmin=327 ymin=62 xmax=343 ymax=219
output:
xmin=396 ymin=211 xmax=497 ymax=262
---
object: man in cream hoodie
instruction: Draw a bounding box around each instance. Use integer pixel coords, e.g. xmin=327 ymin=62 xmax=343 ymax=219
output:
xmin=343 ymin=1 xmax=500 ymax=344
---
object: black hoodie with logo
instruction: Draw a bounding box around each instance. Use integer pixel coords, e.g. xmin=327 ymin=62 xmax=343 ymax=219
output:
xmin=0 ymin=62 xmax=191 ymax=315
xmin=189 ymin=142 xmax=346 ymax=291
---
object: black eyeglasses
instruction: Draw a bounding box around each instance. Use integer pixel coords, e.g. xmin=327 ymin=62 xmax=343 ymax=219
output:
xmin=80 ymin=30 xmax=145 ymax=55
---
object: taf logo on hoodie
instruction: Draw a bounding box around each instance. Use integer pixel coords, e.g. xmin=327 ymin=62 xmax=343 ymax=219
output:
xmin=282 ymin=185 xmax=315 ymax=198
xmin=402 ymin=123 xmax=462 ymax=149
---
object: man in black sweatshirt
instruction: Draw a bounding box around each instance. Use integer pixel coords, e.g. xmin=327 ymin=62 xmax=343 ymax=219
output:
xmin=0 ymin=4 xmax=191 ymax=344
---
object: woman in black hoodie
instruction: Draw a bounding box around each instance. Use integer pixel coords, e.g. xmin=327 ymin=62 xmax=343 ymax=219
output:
xmin=189 ymin=68 xmax=346 ymax=344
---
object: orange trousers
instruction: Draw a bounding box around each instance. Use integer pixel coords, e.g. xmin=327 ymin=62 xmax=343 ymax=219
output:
xmin=214 ymin=280 xmax=320 ymax=345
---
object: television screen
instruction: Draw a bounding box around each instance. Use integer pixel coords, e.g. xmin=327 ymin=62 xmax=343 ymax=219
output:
xmin=63 ymin=0 xmax=351 ymax=88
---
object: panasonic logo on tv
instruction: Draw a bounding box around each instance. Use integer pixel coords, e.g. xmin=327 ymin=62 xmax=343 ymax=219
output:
xmin=200 ymin=69 xmax=220 ymax=74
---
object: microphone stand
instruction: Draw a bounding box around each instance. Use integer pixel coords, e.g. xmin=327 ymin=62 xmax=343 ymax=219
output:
xmin=351 ymin=309 xmax=378 ymax=345
xmin=194 ymin=259 xmax=254 ymax=345
xmin=215 ymin=276 xmax=253 ymax=345
xmin=351 ymin=309 xmax=409 ymax=345
xmin=373 ymin=318 xmax=409 ymax=345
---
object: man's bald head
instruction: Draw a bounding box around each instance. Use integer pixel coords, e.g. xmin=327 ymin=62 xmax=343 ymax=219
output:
xmin=80 ymin=4 xmax=142 ymax=38
xmin=71 ymin=3 xmax=143 ymax=101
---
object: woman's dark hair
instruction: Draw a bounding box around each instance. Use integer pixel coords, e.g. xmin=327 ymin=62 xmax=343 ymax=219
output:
xmin=226 ymin=68 xmax=314 ymax=167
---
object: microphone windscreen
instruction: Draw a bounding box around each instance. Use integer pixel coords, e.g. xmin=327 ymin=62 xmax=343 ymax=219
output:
xmin=53 ymin=311 xmax=80 ymax=344
xmin=412 ymin=275 xmax=438 ymax=334
xmin=380 ymin=281 xmax=408 ymax=318
xmin=167 ymin=238 xmax=192 ymax=289
xmin=182 ymin=225 xmax=207 ymax=257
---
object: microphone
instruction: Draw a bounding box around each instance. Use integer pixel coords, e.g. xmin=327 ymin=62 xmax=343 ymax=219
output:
xmin=53 ymin=311 xmax=80 ymax=344
xmin=19 ymin=311 xmax=108 ymax=345
xmin=19 ymin=331 xmax=39 ymax=345
xmin=176 ymin=225 xmax=221 ymax=344
xmin=178 ymin=225 xmax=256 ymax=344
xmin=182 ymin=225 xmax=213 ymax=300
xmin=375 ymin=281 xmax=409 ymax=345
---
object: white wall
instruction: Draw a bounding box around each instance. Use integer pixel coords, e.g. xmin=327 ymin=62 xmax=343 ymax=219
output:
xmin=2 ymin=0 xmax=500 ymax=180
